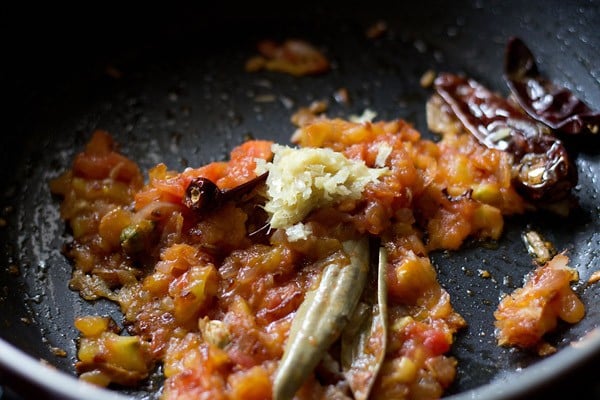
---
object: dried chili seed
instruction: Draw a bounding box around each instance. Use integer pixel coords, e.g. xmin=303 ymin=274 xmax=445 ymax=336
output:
xmin=184 ymin=177 xmax=220 ymax=213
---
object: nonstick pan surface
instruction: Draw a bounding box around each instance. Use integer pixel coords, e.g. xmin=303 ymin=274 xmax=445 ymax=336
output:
xmin=1 ymin=1 xmax=599 ymax=399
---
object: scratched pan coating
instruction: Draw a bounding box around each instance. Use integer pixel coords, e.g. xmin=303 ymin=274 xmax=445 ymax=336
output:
xmin=1 ymin=1 xmax=599 ymax=399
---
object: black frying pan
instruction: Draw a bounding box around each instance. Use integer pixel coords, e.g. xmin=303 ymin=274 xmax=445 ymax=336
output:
xmin=1 ymin=1 xmax=599 ymax=399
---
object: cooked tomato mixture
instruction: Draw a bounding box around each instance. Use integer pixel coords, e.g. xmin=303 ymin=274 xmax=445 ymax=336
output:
xmin=245 ymin=39 xmax=330 ymax=77
xmin=51 ymin=106 xmax=584 ymax=399
xmin=494 ymin=253 xmax=585 ymax=355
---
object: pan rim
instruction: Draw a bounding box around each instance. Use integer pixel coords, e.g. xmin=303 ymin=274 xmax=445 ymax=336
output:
xmin=1 ymin=328 xmax=599 ymax=399
xmin=0 ymin=338 xmax=130 ymax=400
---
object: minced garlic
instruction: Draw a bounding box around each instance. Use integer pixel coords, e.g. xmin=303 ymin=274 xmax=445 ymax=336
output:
xmin=285 ymin=222 xmax=313 ymax=242
xmin=255 ymin=144 xmax=387 ymax=230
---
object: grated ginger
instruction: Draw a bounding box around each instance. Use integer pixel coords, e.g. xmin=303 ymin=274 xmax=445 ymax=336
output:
xmin=255 ymin=144 xmax=387 ymax=230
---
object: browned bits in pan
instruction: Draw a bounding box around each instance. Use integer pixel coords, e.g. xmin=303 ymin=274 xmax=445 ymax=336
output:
xmin=245 ymin=39 xmax=330 ymax=77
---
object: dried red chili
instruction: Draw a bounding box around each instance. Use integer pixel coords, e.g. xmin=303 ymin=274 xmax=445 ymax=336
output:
xmin=184 ymin=172 xmax=268 ymax=214
xmin=504 ymin=36 xmax=600 ymax=136
xmin=433 ymin=72 xmax=577 ymax=203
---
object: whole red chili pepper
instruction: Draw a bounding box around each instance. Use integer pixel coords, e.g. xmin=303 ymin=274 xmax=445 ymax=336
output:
xmin=184 ymin=172 xmax=268 ymax=214
xmin=433 ymin=73 xmax=577 ymax=203
xmin=504 ymin=36 xmax=600 ymax=136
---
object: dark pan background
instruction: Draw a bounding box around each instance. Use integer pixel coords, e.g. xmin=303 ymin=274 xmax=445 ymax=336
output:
xmin=1 ymin=1 xmax=599 ymax=399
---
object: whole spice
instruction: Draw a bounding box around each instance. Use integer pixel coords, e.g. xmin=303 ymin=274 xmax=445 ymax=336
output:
xmin=341 ymin=245 xmax=388 ymax=400
xmin=504 ymin=36 xmax=600 ymax=135
xmin=273 ymin=238 xmax=370 ymax=400
xmin=183 ymin=172 xmax=268 ymax=214
xmin=433 ymin=73 xmax=577 ymax=203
